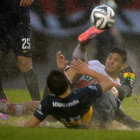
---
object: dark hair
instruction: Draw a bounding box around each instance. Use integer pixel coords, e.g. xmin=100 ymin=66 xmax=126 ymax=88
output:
xmin=109 ymin=48 xmax=127 ymax=63
xmin=47 ymin=70 xmax=68 ymax=96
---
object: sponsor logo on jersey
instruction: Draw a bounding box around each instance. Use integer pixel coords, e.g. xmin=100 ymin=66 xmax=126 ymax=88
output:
xmin=52 ymin=99 xmax=79 ymax=107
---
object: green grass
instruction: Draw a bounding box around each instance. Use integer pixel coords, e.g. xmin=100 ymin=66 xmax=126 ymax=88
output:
xmin=0 ymin=126 xmax=140 ymax=140
xmin=121 ymin=95 xmax=140 ymax=120
xmin=5 ymin=89 xmax=43 ymax=103
xmin=0 ymin=89 xmax=140 ymax=140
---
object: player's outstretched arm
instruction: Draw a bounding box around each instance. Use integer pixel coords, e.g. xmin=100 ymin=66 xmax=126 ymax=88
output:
xmin=25 ymin=116 xmax=41 ymax=127
xmin=56 ymin=50 xmax=81 ymax=84
xmin=71 ymin=59 xmax=114 ymax=93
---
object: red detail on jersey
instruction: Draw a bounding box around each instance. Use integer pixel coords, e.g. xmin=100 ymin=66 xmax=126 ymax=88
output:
xmin=114 ymin=83 xmax=119 ymax=87
xmin=76 ymin=80 xmax=89 ymax=89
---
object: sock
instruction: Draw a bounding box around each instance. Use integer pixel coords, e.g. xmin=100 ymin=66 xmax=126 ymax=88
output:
xmin=0 ymin=102 xmax=26 ymax=116
xmin=23 ymin=69 xmax=41 ymax=101
xmin=72 ymin=43 xmax=88 ymax=62
xmin=0 ymin=72 xmax=7 ymax=101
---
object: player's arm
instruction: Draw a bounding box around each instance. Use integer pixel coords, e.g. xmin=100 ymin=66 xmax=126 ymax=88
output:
xmin=71 ymin=59 xmax=114 ymax=93
xmin=20 ymin=0 xmax=34 ymax=7
xmin=25 ymin=116 xmax=41 ymax=127
xmin=56 ymin=51 xmax=80 ymax=84
xmin=56 ymin=50 xmax=68 ymax=71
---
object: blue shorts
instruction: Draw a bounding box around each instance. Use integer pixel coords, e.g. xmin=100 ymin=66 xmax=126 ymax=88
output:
xmin=0 ymin=7 xmax=32 ymax=57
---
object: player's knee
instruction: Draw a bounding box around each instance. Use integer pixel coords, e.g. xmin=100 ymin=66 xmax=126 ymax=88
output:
xmin=18 ymin=56 xmax=32 ymax=72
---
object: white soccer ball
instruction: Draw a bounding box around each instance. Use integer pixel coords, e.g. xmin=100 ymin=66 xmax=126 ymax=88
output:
xmin=90 ymin=5 xmax=115 ymax=30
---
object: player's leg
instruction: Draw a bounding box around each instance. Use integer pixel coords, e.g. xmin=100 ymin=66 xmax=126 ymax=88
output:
xmin=92 ymin=92 xmax=118 ymax=128
xmin=0 ymin=37 xmax=10 ymax=103
xmin=0 ymin=101 xmax=39 ymax=116
xmin=115 ymin=109 xmax=140 ymax=129
xmin=73 ymin=43 xmax=88 ymax=62
xmin=0 ymin=22 xmax=14 ymax=120
xmin=73 ymin=26 xmax=104 ymax=61
xmin=0 ymin=51 xmax=7 ymax=102
xmin=0 ymin=72 xmax=7 ymax=102
xmin=17 ymin=56 xmax=41 ymax=100
xmin=14 ymin=8 xmax=40 ymax=101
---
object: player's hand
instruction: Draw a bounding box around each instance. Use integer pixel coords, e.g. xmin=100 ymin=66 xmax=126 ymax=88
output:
xmin=71 ymin=59 xmax=90 ymax=75
xmin=123 ymin=72 xmax=135 ymax=89
xmin=20 ymin=0 xmax=34 ymax=7
xmin=56 ymin=51 xmax=68 ymax=71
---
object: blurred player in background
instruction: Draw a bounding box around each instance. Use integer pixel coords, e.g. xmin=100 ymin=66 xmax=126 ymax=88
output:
xmin=0 ymin=0 xmax=41 ymax=105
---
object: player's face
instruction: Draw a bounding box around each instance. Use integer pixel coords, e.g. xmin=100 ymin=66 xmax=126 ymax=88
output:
xmin=105 ymin=53 xmax=125 ymax=75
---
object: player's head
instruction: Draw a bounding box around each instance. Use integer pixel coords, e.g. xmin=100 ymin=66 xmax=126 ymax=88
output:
xmin=105 ymin=48 xmax=127 ymax=75
xmin=47 ymin=70 xmax=69 ymax=96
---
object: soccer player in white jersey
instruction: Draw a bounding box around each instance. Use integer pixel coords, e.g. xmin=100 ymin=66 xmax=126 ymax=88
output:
xmin=72 ymin=26 xmax=136 ymax=128
xmin=72 ymin=26 xmax=135 ymax=100
xmin=56 ymin=26 xmax=137 ymax=128
xmin=56 ymin=48 xmax=139 ymax=128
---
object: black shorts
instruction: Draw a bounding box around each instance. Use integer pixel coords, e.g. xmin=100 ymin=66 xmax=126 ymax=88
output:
xmin=0 ymin=7 xmax=32 ymax=57
xmin=92 ymin=92 xmax=118 ymax=124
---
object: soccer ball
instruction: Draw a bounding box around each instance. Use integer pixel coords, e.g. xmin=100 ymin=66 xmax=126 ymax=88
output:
xmin=90 ymin=5 xmax=115 ymax=30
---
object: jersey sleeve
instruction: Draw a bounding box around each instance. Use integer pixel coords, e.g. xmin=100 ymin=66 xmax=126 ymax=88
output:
xmin=78 ymin=83 xmax=103 ymax=100
xmin=87 ymin=83 xmax=103 ymax=98
xmin=88 ymin=60 xmax=105 ymax=74
xmin=34 ymin=96 xmax=51 ymax=121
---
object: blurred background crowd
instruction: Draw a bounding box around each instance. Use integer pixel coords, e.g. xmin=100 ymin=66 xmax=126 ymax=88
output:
xmin=1 ymin=0 xmax=140 ymax=93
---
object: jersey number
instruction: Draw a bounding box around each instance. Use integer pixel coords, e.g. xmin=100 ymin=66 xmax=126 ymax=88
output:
xmin=22 ymin=38 xmax=30 ymax=49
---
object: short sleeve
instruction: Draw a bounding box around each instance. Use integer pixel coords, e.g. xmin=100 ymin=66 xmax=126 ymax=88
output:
xmin=87 ymin=83 xmax=103 ymax=99
xmin=34 ymin=96 xmax=50 ymax=121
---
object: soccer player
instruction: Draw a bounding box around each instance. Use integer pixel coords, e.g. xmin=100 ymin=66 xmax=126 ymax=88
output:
xmin=25 ymin=63 xmax=114 ymax=127
xmin=56 ymin=48 xmax=139 ymax=129
xmin=0 ymin=25 xmax=138 ymax=128
xmin=24 ymin=54 xmax=139 ymax=128
xmin=0 ymin=51 xmax=139 ymax=128
xmin=0 ymin=0 xmax=40 ymax=102
xmin=72 ymin=26 xmax=136 ymax=128
xmin=73 ymin=26 xmax=135 ymax=101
